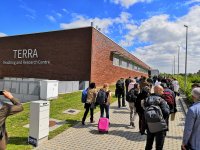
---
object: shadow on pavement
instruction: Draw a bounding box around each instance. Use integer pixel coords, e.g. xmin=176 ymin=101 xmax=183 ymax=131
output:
xmin=89 ymin=129 xmax=146 ymax=141
xmin=109 ymin=106 xmax=128 ymax=110
xmin=166 ymin=135 xmax=182 ymax=140
xmin=65 ymin=119 xmax=81 ymax=128
xmin=110 ymin=123 xmax=130 ymax=128
xmin=112 ymin=110 xmax=130 ymax=114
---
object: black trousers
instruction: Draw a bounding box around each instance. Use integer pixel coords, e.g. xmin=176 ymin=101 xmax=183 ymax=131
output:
xmin=117 ymin=90 xmax=125 ymax=107
xmin=137 ymin=112 xmax=146 ymax=134
xmin=82 ymin=103 xmax=94 ymax=123
xmin=145 ymin=130 xmax=166 ymax=150
xmin=100 ymin=104 xmax=109 ymax=119
xmin=125 ymin=85 xmax=129 ymax=95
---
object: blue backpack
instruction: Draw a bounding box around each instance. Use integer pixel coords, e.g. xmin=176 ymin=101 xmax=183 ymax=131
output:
xmin=81 ymin=88 xmax=88 ymax=103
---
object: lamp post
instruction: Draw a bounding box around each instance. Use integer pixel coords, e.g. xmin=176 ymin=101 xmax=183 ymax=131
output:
xmin=178 ymin=45 xmax=180 ymax=75
xmin=174 ymin=55 xmax=175 ymax=76
xmin=184 ymin=25 xmax=188 ymax=91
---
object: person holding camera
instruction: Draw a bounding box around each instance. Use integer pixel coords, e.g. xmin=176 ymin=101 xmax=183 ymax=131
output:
xmin=0 ymin=90 xmax=24 ymax=150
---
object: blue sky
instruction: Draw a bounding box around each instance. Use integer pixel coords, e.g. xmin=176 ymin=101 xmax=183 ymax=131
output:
xmin=1 ymin=0 xmax=200 ymax=73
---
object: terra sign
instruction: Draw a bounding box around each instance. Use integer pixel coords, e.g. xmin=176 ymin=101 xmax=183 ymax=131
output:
xmin=13 ymin=49 xmax=38 ymax=59
xmin=2 ymin=48 xmax=50 ymax=65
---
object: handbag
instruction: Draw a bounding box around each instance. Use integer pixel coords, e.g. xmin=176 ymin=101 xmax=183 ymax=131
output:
xmin=90 ymin=103 xmax=95 ymax=109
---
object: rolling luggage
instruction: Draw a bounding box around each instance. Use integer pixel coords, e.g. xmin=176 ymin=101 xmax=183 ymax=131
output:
xmin=98 ymin=117 xmax=109 ymax=133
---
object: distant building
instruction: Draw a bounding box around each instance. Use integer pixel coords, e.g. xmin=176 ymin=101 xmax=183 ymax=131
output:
xmin=148 ymin=69 xmax=159 ymax=77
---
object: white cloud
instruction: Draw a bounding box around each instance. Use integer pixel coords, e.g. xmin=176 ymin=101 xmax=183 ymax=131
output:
xmin=46 ymin=15 xmax=56 ymax=22
xmin=60 ymin=16 xmax=113 ymax=33
xmin=60 ymin=12 xmax=132 ymax=34
xmin=122 ymin=5 xmax=200 ymax=73
xmin=186 ymin=0 xmax=200 ymax=5
xmin=25 ymin=14 xmax=36 ymax=20
xmin=62 ymin=8 xmax=68 ymax=13
xmin=56 ymin=13 xmax=62 ymax=18
xmin=0 ymin=33 xmax=7 ymax=37
xmin=115 ymin=12 xmax=132 ymax=23
xmin=109 ymin=0 xmax=153 ymax=9
xmin=20 ymin=3 xmax=36 ymax=19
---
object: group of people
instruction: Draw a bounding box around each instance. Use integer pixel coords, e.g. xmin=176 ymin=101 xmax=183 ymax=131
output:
xmin=81 ymin=75 xmax=200 ymax=150
xmin=81 ymin=83 xmax=111 ymax=125
xmin=115 ymin=76 xmax=179 ymax=150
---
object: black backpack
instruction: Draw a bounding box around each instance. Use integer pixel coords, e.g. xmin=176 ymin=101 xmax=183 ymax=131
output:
xmin=96 ymin=89 xmax=107 ymax=105
xmin=125 ymin=78 xmax=131 ymax=87
xmin=126 ymin=88 xmax=137 ymax=103
xmin=116 ymin=80 xmax=124 ymax=90
xmin=144 ymin=96 xmax=168 ymax=133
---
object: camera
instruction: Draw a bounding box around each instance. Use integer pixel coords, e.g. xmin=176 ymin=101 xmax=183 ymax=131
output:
xmin=0 ymin=91 xmax=4 ymax=95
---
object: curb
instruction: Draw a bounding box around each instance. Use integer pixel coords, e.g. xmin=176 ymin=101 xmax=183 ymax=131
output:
xmin=178 ymin=95 xmax=189 ymax=116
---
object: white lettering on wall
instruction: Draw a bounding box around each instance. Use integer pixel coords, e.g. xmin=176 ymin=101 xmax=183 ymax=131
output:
xmin=18 ymin=50 xmax=22 ymax=58
xmin=33 ymin=49 xmax=38 ymax=58
xmin=13 ymin=49 xmax=38 ymax=59
xmin=13 ymin=50 xmax=18 ymax=58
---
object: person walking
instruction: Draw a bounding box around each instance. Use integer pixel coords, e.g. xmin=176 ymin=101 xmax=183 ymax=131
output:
xmin=182 ymin=88 xmax=200 ymax=150
xmin=139 ymin=76 xmax=149 ymax=91
xmin=147 ymin=77 xmax=153 ymax=89
xmin=128 ymin=79 xmax=136 ymax=92
xmin=126 ymin=83 xmax=139 ymax=127
xmin=136 ymin=86 xmax=150 ymax=135
xmin=172 ymin=78 xmax=179 ymax=97
xmin=82 ymin=82 xmax=97 ymax=125
xmin=0 ymin=90 xmax=24 ymax=150
xmin=116 ymin=78 xmax=125 ymax=108
xmin=99 ymin=83 xmax=111 ymax=119
xmin=144 ymin=85 xmax=170 ymax=150
xmin=125 ymin=77 xmax=132 ymax=95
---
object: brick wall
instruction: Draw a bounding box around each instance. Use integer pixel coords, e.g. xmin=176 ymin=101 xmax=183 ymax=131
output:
xmin=0 ymin=27 xmax=92 ymax=81
xmin=91 ymin=28 xmax=149 ymax=86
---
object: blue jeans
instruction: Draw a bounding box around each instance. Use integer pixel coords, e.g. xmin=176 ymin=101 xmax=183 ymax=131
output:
xmin=100 ymin=104 xmax=109 ymax=119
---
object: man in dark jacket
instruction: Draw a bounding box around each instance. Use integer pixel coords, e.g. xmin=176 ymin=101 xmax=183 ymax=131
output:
xmin=145 ymin=85 xmax=170 ymax=150
xmin=125 ymin=77 xmax=131 ymax=95
xmin=136 ymin=86 xmax=150 ymax=134
xmin=0 ymin=90 xmax=23 ymax=150
xmin=116 ymin=78 xmax=125 ymax=108
xmin=139 ymin=76 xmax=150 ymax=91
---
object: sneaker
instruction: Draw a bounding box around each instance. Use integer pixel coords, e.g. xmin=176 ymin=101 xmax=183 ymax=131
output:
xmin=82 ymin=121 xmax=85 ymax=125
xmin=90 ymin=120 xmax=95 ymax=123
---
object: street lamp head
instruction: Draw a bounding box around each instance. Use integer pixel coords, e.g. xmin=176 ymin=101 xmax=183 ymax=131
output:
xmin=184 ymin=25 xmax=188 ymax=28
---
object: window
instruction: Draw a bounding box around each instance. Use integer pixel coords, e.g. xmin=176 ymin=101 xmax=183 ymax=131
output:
xmin=128 ymin=62 xmax=133 ymax=70
xmin=112 ymin=52 xmax=147 ymax=73
xmin=134 ymin=65 xmax=138 ymax=70
xmin=113 ymin=56 xmax=120 ymax=66
xmin=121 ymin=59 xmax=127 ymax=68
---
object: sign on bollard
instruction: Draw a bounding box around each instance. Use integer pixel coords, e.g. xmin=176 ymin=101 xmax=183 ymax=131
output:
xmin=28 ymin=100 xmax=50 ymax=147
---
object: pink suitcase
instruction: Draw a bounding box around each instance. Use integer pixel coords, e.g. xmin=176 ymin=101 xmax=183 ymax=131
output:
xmin=98 ymin=117 xmax=109 ymax=133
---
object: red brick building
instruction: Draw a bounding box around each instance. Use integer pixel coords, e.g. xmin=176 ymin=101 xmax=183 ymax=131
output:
xmin=0 ymin=27 xmax=150 ymax=86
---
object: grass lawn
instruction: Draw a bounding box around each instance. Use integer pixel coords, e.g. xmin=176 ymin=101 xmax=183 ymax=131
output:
xmin=6 ymin=85 xmax=117 ymax=150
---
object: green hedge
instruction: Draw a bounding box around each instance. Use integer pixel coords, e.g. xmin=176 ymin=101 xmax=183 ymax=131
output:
xmin=176 ymin=75 xmax=198 ymax=103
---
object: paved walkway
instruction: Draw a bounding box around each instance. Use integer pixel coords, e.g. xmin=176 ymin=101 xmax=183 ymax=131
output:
xmin=36 ymin=97 xmax=186 ymax=150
